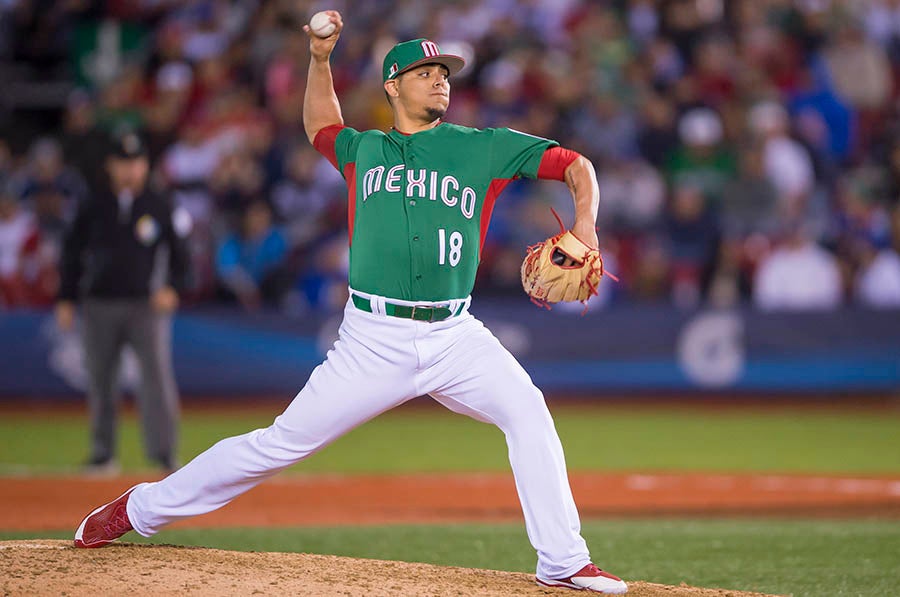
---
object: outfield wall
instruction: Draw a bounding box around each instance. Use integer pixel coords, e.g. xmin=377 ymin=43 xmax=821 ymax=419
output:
xmin=1 ymin=301 xmax=898 ymax=398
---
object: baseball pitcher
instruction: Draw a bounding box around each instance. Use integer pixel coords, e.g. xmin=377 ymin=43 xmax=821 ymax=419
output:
xmin=73 ymin=11 xmax=626 ymax=594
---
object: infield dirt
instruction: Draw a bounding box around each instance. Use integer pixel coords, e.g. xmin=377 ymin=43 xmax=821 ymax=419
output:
xmin=3 ymin=471 xmax=899 ymax=531
xmin=1 ymin=540 xmax=776 ymax=596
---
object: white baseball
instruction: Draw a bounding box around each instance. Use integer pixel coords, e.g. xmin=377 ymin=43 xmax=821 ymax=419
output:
xmin=309 ymin=11 xmax=336 ymax=38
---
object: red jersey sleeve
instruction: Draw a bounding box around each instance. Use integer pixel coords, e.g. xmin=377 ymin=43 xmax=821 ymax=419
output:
xmin=313 ymin=124 xmax=347 ymax=170
xmin=537 ymin=147 xmax=581 ymax=181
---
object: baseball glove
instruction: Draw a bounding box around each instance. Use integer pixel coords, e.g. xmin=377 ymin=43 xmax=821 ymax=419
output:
xmin=521 ymin=213 xmax=616 ymax=311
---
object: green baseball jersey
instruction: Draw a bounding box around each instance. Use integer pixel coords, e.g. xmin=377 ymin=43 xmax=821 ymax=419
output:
xmin=316 ymin=122 xmax=558 ymax=301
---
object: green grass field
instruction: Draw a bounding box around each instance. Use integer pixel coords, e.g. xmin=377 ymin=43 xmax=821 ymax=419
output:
xmin=2 ymin=402 xmax=900 ymax=474
xmin=2 ymin=402 xmax=900 ymax=596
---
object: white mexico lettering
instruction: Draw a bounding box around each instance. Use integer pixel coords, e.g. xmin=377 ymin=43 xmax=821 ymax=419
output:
xmin=361 ymin=164 xmax=477 ymax=220
xmin=385 ymin=165 xmax=403 ymax=192
xmin=461 ymin=186 xmax=476 ymax=219
xmin=441 ymin=175 xmax=459 ymax=207
xmin=407 ymin=168 xmax=426 ymax=198
xmin=362 ymin=165 xmax=384 ymax=201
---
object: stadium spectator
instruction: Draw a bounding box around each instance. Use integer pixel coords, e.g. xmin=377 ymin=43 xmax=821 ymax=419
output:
xmin=143 ymin=61 xmax=195 ymax=164
xmin=748 ymin=101 xmax=816 ymax=218
xmin=720 ymin=144 xmax=779 ymax=239
xmin=636 ymin=92 xmax=679 ymax=169
xmin=855 ymin=245 xmax=900 ymax=308
xmin=161 ymin=121 xmax=223 ymax=227
xmin=94 ymin=66 xmax=146 ymax=134
xmin=215 ymin=199 xmax=289 ymax=311
xmin=753 ymin=222 xmax=843 ymax=311
xmin=666 ymin=107 xmax=736 ymax=207
xmin=0 ymin=186 xmax=53 ymax=308
xmin=208 ymin=147 xmax=266 ymax=228
xmin=570 ymin=93 xmax=640 ymax=163
xmin=787 ymin=65 xmax=854 ymax=167
xmin=59 ymin=89 xmax=110 ymax=192
xmin=663 ymin=182 xmax=720 ymax=308
xmin=596 ymin=153 xmax=665 ymax=234
xmin=270 ymin=144 xmax=345 ymax=250
xmin=863 ymin=0 xmax=900 ymax=63
xmin=823 ymin=21 xmax=892 ymax=111
xmin=16 ymin=137 xmax=88 ymax=225
xmin=692 ymin=34 xmax=738 ymax=108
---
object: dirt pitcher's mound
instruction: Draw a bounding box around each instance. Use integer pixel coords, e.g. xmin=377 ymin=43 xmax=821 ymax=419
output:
xmin=0 ymin=540 xmax=775 ymax=597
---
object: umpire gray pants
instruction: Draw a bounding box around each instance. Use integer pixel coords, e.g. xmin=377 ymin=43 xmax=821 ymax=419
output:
xmin=82 ymin=298 xmax=179 ymax=464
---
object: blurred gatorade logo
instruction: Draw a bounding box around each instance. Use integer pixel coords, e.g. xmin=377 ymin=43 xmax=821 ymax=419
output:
xmin=677 ymin=312 xmax=745 ymax=388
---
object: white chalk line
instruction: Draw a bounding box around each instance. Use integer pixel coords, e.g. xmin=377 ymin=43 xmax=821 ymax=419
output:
xmin=624 ymin=474 xmax=900 ymax=496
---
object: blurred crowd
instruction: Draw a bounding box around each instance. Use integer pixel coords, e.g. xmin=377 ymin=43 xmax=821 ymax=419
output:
xmin=2 ymin=0 xmax=900 ymax=313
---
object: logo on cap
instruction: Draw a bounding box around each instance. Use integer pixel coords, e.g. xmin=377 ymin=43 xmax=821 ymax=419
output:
xmin=420 ymin=40 xmax=440 ymax=57
xmin=389 ymin=62 xmax=398 ymax=77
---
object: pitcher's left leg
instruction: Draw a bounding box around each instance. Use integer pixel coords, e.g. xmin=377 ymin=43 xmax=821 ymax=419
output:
xmin=426 ymin=317 xmax=589 ymax=580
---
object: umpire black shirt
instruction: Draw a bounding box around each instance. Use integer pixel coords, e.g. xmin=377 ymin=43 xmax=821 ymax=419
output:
xmin=58 ymin=188 xmax=189 ymax=301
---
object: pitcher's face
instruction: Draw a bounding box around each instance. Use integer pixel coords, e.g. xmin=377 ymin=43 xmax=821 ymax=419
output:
xmin=387 ymin=63 xmax=450 ymax=122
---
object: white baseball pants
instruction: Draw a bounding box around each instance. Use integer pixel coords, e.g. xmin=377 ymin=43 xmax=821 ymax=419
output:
xmin=127 ymin=295 xmax=591 ymax=579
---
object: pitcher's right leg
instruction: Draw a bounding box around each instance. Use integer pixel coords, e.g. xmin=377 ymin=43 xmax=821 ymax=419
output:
xmin=424 ymin=316 xmax=620 ymax=585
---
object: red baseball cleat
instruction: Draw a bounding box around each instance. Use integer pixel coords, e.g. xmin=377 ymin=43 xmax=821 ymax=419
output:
xmin=536 ymin=563 xmax=628 ymax=594
xmin=73 ymin=486 xmax=136 ymax=548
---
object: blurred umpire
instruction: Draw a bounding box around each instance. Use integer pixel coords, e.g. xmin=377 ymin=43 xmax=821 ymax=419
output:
xmin=55 ymin=131 xmax=190 ymax=473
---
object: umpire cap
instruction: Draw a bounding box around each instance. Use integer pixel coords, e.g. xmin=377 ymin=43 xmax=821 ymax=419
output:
xmin=108 ymin=132 xmax=148 ymax=159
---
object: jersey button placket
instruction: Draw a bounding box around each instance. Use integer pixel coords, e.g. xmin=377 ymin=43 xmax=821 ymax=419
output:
xmin=405 ymin=141 xmax=422 ymax=291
